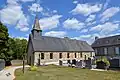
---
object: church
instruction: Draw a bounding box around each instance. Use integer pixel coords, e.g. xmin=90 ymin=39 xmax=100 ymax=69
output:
xmin=27 ymin=16 xmax=95 ymax=66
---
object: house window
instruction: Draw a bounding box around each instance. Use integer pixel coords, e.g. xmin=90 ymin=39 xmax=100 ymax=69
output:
xmin=115 ymin=47 xmax=120 ymax=55
xmin=67 ymin=53 xmax=70 ymax=58
xmin=80 ymin=52 xmax=82 ymax=58
xmin=41 ymin=53 xmax=44 ymax=59
xmin=50 ymin=53 xmax=53 ymax=59
xmin=104 ymin=48 xmax=108 ymax=55
xmin=75 ymin=53 xmax=76 ymax=58
xmin=59 ymin=53 xmax=62 ymax=59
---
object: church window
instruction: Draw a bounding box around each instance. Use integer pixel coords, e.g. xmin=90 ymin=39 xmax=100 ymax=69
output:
xmin=50 ymin=53 xmax=53 ymax=59
xmin=67 ymin=53 xmax=70 ymax=58
xmin=80 ymin=52 xmax=82 ymax=57
xmin=59 ymin=53 xmax=62 ymax=59
xmin=41 ymin=53 xmax=44 ymax=59
xmin=75 ymin=53 xmax=76 ymax=58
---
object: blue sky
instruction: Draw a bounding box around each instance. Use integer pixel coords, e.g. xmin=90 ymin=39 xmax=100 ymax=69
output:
xmin=0 ymin=0 xmax=120 ymax=44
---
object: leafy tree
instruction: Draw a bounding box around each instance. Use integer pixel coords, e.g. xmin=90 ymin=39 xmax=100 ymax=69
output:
xmin=8 ymin=38 xmax=27 ymax=60
xmin=0 ymin=21 xmax=9 ymax=52
xmin=0 ymin=22 xmax=12 ymax=65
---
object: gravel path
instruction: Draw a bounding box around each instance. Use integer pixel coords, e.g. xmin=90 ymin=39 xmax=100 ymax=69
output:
xmin=0 ymin=65 xmax=30 ymax=80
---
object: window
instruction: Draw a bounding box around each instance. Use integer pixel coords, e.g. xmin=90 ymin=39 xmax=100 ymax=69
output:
xmin=41 ymin=53 xmax=44 ymax=59
xmin=67 ymin=53 xmax=69 ymax=58
xmin=80 ymin=52 xmax=82 ymax=58
xmin=75 ymin=53 xmax=76 ymax=58
xmin=50 ymin=53 xmax=53 ymax=59
xmin=59 ymin=53 xmax=62 ymax=59
xmin=115 ymin=47 xmax=120 ymax=55
xmin=104 ymin=48 xmax=108 ymax=55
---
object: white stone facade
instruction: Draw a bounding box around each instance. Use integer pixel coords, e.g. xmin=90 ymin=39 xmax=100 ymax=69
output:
xmin=33 ymin=52 xmax=95 ymax=66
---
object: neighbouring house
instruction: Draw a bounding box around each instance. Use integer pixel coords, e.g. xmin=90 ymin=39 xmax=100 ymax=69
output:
xmin=27 ymin=16 xmax=95 ymax=66
xmin=92 ymin=36 xmax=120 ymax=67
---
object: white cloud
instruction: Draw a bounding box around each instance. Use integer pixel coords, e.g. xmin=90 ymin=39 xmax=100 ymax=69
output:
xmin=7 ymin=0 xmax=34 ymax=5
xmin=71 ymin=3 xmax=102 ymax=16
xmin=44 ymin=31 xmax=67 ymax=38
xmin=7 ymin=0 xmax=18 ymax=5
xmin=103 ymin=0 xmax=110 ymax=10
xmin=39 ymin=15 xmax=62 ymax=30
xmin=53 ymin=10 xmax=57 ymax=13
xmin=85 ymin=14 xmax=96 ymax=22
xmin=19 ymin=0 xmax=35 ymax=2
xmin=16 ymin=14 xmax=29 ymax=32
xmin=87 ymin=21 xmax=96 ymax=26
xmin=29 ymin=3 xmax=43 ymax=12
xmin=0 ymin=3 xmax=29 ymax=32
xmin=90 ymin=22 xmax=119 ymax=34
xmin=0 ymin=5 xmax=22 ymax=24
xmin=100 ymin=7 xmax=120 ymax=22
xmin=63 ymin=18 xmax=85 ymax=30
xmin=72 ymin=34 xmax=93 ymax=44
xmin=80 ymin=29 xmax=89 ymax=33
xmin=73 ymin=1 xmax=78 ymax=4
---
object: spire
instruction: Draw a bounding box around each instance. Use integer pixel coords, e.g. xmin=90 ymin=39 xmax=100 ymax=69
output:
xmin=33 ymin=16 xmax=42 ymax=31
xmin=33 ymin=5 xmax=42 ymax=32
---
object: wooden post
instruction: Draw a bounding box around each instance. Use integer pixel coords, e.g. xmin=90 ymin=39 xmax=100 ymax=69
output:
xmin=23 ymin=54 xmax=25 ymax=74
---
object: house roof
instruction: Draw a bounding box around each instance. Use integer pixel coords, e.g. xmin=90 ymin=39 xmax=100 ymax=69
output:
xmin=92 ymin=35 xmax=120 ymax=47
xmin=30 ymin=34 xmax=94 ymax=52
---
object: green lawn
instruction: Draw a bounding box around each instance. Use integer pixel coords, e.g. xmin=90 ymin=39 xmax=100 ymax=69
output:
xmin=15 ymin=65 xmax=120 ymax=80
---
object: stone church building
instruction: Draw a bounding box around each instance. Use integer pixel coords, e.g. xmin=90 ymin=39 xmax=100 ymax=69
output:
xmin=27 ymin=16 xmax=95 ymax=66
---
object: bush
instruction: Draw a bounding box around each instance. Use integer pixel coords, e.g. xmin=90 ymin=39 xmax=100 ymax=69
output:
xmin=95 ymin=57 xmax=110 ymax=69
xmin=95 ymin=57 xmax=110 ymax=66
xmin=29 ymin=66 xmax=38 ymax=71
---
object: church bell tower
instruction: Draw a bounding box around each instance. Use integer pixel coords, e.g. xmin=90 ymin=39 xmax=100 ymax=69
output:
xmin=31 ymin=15 xmax=42 ymax=39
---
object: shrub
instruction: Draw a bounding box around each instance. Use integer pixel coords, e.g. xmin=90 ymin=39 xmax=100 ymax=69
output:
xmin=29 ymin=66 xmax=38 ymax=71
xmin=95 ymin=56 xmax=110 ymax=66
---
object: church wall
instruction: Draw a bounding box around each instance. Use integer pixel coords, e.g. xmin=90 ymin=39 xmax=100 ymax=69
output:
xmin=33 ymin=52 xmax=95 ymax=66
xmin=27 ymin=39 xmax=34 ymax=65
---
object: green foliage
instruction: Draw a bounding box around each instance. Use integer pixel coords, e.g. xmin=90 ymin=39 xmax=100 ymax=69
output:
xmin=95 ymin=56 xmax=110 ymax=66
xmin=29 ymin=66 xmax=38 ymax=71
xmin=10 ymin=38 xmax=27 ymax=59
xmin=0 ymin=22 xmax=10 ymax=61
xmin=0 ymin=22 xmax=28 ymax=64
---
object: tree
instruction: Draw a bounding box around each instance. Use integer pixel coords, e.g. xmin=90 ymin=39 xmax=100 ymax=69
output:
xmin=0 ymin=21 xmax=9 ymax=52
xmin=0 ymin=22 xmax=12 ymax=65
xmin=8 ymin=38 xmax=28 ymax=60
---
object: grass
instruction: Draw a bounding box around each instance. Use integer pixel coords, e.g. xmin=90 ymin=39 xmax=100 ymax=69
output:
xmin=15 ymin=65 xmax=120 ymax=80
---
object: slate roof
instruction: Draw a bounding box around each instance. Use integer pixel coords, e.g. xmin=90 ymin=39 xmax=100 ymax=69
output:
xmin=33 ymin=16 xmax=41 ymax=31
xmin=92 ymin=35 xmax=120 ymax=47
xmin=30 ymin=34 xmax=94 ymax=52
